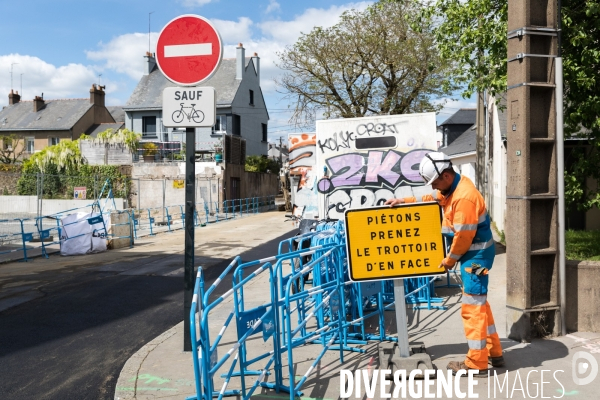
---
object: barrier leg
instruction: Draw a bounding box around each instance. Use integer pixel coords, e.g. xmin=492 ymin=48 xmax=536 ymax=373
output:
xmin=165 ymin=207 xmax=172 ymax=232
xmin=20 ymin=219 xmax=29 ymax=262
xmin=35 ymin=218 xmax=51 ymax=259
xmin=131 ymin=210 xmax=139 ymax=239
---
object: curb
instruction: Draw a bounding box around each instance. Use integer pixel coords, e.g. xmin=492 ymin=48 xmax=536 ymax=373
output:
xmin=0 ymin=249 xmax=60 ymax=265
xmin=114 ymin=324 xmax=179 ymax=400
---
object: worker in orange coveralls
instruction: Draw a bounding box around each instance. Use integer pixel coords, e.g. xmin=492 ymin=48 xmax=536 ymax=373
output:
xmin=385 ymin=152 xmax=504 ymax=375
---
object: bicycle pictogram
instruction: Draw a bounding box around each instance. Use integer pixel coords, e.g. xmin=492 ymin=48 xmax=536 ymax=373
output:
xmin=172 ymin=103 xmax=205 ymax=124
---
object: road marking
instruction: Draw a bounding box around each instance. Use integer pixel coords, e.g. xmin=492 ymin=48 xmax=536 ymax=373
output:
xmin=165 ymin=43 xmax=212 ymax=58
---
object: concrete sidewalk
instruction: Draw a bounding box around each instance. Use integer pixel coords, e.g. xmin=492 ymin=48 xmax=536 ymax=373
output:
xmin=114 ymin=239 xmax=600 ymax=400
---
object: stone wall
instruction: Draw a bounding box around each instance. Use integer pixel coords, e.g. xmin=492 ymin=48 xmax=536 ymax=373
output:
xmin=108 ymin=210 xmax=133 ymax=249
xmin=0 ymin=170 xmax=21 ymax=195
xmin=80 ymin=140 xmax=133 ymax=165
xmin=566 ymin=260 xmax=600 ymax=333
xmin=131 ymin=162 xmax=222 ymax=211
xmin=0 ymin=196 xmax=125 ymax=216
xmin=130 ymin=162 xmax=278 ymax=210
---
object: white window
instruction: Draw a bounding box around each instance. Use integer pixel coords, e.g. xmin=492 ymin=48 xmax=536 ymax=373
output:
xmin=212 ymin=115 xmax=227 ymax=134
xmin=49 ymin=137 xmax=60 ymax=146
xmin=26 ymin=137 xmax=35 ymax=153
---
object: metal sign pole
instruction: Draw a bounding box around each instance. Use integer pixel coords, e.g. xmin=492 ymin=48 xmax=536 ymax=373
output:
xmin=184 ymin=127 xmax=196 ymax=351
xmin=393 ymin=279 xmax=410 ymax=358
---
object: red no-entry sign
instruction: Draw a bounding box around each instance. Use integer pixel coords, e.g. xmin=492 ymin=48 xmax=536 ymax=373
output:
xmin=156 ymin=14 xmax=223 ymax=86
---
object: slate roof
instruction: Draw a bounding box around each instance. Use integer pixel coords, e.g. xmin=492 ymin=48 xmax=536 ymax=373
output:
xmin=124 ymin=58 xmax=252 ymax=111
xmin=85 ymin=122 xmax=126 ymax=137
xmin=107 ymin=106 xmax=125 ymax=122
xmin=0 ymin=99 xmax=93 ymax=131
xmin=441 ymin=124 xmax=476 ymax=156
xmin=439 ymin=108 xmax=476 ymax=126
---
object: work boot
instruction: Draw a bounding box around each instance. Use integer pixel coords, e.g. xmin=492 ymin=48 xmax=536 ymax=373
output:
xmin=488 ymin=355 xmax=505 ymax=367
xmin=447 ymin=361 xmax=487 ymax=377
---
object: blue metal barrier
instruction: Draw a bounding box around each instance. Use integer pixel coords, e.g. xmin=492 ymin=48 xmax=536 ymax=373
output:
xmin=6 ymin=193 xmax=278 ymax=262
xmin=0 ymin=218 xmax=38 ymax=261
xmin=188 ymin=217 xmax=452 ymax=400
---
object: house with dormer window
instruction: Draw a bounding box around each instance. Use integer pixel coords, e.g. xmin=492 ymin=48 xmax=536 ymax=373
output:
xmin=123 ymin=44 xmax=269 ymax=158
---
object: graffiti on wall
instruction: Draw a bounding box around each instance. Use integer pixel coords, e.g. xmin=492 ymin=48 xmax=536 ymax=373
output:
xmin=317 ymin=149 xmax=431 ymax=219
xmin=316 ymin=114 xmax=437 ymax=220
xmin=289 ymin=133 xmax=319 ymax=218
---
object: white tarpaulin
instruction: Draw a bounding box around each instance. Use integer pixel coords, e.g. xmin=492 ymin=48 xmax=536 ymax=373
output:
xmin=60 ymin=212 xmax=108 ymax=256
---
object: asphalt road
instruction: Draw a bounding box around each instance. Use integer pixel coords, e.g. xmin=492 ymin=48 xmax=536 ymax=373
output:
xmin=0 ymin=232 xmax=293 ymax=400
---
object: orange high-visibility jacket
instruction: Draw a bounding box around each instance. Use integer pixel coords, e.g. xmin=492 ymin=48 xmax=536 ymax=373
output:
xmin=404 ymin=174 xmax=495 ymax=267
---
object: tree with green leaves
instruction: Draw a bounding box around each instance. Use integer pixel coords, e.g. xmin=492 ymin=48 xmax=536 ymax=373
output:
xmin=94 ymin=128 xmax=141 ymax=153
xmin=423 ymin=0 xmax=600 ymax=211
xmin=418 ymin=0 xmax=508 ymax=99
xmin=562 ymin=0 xmax=600 ymax=211
xmin=276 ymin=1 xmax=456 ymax=128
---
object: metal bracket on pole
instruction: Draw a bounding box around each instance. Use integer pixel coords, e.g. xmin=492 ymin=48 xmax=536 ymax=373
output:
xmin=507 ymin=53 xmax=557 ymax=63
xmin=378 ymin=278 xmax=434 ymax=379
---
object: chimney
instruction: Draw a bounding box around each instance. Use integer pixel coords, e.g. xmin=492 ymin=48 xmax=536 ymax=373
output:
xmin=8 ymin=89 xmax=20 ymax=105
xmin=90 ymin=84 xmax=106 ymax=107
xmin=236 ymin=43 xmax=245 ymax=80
xmin=252 ymin=52 xmax=260 ymax=82
xmin=33 ymin=95 xmax=45 ymax=112
xmin=145 ymin=51 xmax=156 ymax=75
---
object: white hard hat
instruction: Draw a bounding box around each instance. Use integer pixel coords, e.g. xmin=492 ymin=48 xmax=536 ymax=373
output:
xmin=419 ymin=152 xmax=452 ymax=185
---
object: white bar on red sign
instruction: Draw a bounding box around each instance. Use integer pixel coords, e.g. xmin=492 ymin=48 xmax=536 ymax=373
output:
xmin=165 ymin=43 xmax=212 ymax=58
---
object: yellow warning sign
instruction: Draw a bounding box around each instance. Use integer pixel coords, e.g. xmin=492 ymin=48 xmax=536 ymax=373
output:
xmin=173 ymin=180 xmax=185 ymax=189
xmin=344 ymin=203 xmax=446 ymax=282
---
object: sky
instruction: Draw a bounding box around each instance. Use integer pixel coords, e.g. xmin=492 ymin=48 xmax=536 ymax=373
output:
xmin=0 ymin=0 xmax=474 ymax=141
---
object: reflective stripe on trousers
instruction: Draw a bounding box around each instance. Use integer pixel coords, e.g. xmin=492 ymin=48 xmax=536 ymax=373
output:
xmin=461 ymin=293 xmax=503 ymax=370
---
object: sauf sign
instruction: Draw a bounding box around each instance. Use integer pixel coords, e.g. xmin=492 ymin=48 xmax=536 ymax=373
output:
xmin=315 ymin=113 xmax=438 ymax=219
xmin=162 ymin=87 xmax=216 ymax=128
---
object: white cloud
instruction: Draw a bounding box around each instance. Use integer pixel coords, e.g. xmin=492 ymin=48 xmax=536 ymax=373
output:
xmin=0 ymin=54 xmax=106 ymax=108
xmin=86 ymin=32 xmax=159 ymax=80
xmin=259 ymin=2 xmax=371 ymax=45
xmin=178 ymin=0 xmax=213 ymax=7
xmin=212 ymin=17 xmax=253 ymax=44
xmin=266 ymin=0 xmax=280 ymax=14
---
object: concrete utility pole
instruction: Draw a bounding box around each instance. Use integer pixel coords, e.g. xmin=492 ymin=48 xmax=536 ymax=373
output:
xmin=506 ymin=0 xmax=562 ymax=341
xmin=279 ymin=136 xmax=283 ymax=166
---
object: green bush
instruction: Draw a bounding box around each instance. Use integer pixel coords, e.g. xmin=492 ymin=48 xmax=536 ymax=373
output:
xmin=565 ymin=230 xmax=600 ymax=261
xmin=17 ymin=160 xmax=131 ymax=200
xmin=15 ymin=136 xmax=134 ymax=201
xmin=245 ymin=155 xmax=280 ymax=173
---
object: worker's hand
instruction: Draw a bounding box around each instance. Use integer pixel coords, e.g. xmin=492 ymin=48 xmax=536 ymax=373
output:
xmin=438 ymin=260 xmax=453 ymax=273
xmin=384 ymin=198 xmax=404 ymax=207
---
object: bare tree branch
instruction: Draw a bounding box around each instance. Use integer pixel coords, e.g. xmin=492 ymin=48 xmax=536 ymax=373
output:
xmin=275 ymin=1 xmax=455 ymax=129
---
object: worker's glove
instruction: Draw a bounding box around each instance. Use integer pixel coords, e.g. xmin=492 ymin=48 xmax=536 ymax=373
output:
xmin=465 ymin=263 xmax=488 ymax=276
